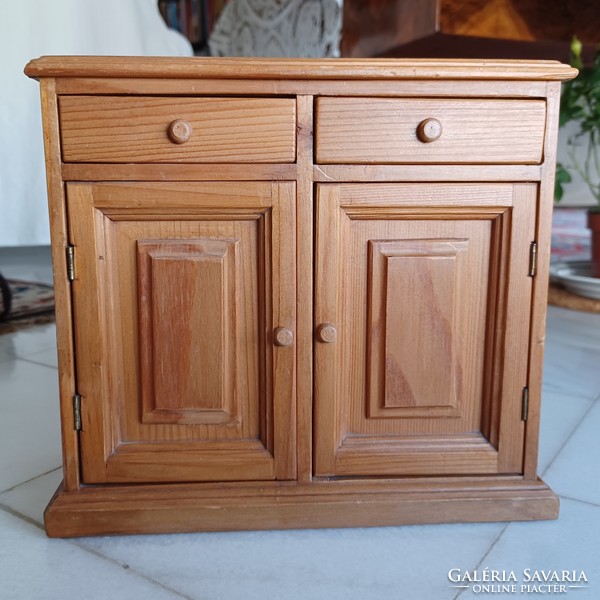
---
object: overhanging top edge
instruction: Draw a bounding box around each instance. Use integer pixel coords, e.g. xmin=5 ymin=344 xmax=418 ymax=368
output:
xmin=24 ymin=56 xmax=578 ymax=82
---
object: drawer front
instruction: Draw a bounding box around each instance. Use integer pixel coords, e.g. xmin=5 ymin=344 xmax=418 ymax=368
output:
xmin=315 ymin=98 xmax=546 ymax=165
xmin=59 ymin=96 xmax=296 ymax=163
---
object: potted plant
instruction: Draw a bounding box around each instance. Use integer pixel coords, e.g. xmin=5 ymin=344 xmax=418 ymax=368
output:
xmin=555 ymin=37 xmax=600 ymax=277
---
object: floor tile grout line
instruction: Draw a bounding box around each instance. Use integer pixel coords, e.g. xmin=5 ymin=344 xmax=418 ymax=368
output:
xmin=16 ymin=356 xmax=59 ymax=370
xmin=558 ymin=493 xmax=600 ymax=509
xmin=0 ymin=501 xmax=45 ymax=531
xmin=542 ymin=385 xmax=600 ymax=403
xmin=546 ymin=340 xmax=600 ymax=355
xmin=0 ymin=355 xmax=21 ymax=365
xmin=0 ymin=466 xmax=62 ymax=495
xmin=0 ymin=500 xmax=195 ymax=600
xmin=69 ymin=540 xmax=197 ymax=600
xmin=541 ymin=394 xmax=599 ymax=478
xmin=452 ymin=524 xmax=510 ymax=600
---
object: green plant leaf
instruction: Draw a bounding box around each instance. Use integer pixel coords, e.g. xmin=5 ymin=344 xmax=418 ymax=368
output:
xmin=555 ymin=180 xmax=564 ymax=202
xmin=554 ymin=164 xmax=572 ymax=202
xmin=556 ymin=165 xmax=573 ymax=184
xmin=557 ymin=38 xmax=600 ymax=206
xmin=571 ymin=36 xmax=584 ymax=69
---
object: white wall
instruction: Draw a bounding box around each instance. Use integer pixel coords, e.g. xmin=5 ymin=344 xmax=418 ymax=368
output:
xmin=556 ymin=122 xmax=599 ymax=207
xmin=0 ymin=0 xmax=191 ymax=247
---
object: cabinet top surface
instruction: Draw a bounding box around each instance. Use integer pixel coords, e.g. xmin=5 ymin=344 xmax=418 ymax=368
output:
xmin=25 ymin=56 xmax=577 ymax=82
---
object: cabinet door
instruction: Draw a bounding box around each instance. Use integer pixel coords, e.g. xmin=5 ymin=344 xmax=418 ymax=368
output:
xmin=314 ymin=183 xmax=536 ymax=477
xmin=67 ymin=181 xmax=296 ymax=483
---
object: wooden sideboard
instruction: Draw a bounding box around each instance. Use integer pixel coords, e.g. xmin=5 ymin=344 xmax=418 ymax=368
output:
xmin=25 ymin=57 xmax=576 ymax=537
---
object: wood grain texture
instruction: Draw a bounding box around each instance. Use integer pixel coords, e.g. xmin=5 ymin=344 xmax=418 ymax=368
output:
xmin=294 ymin=96 xmax=314 ymax=482
xmin=270 ymin=182 xmax=298 ymax=480
xmin=59 ymin=96 xmax=296 ymax=163
xmin=523 ymin=82 xmax=563 ymax=479
xmin=43 ymin=477 xmax=558 ymax=537
xmin=494 ymin=184 xmax=536 ymax=472
xmin=314 ymin=183 xmax=536 ymax=477
xmin=60 ymin=163 xmax=542 ymax=183
xmin=316 ymin=98 xmax=546 ymax=164
xmin=316 ymin=182 xmax=499 ymax=475
xmin=367 ymin=239 xmax=468 ymax=417
xmin=314 ymin=164 xmax=542 ymax=182
xmin=137 ymin=239 xmax=237 ymax=425
xmin=53 ymin=77 xmax=551 ymax=99
xmin=39 ymin=79 xmax=80 ymax=491
xmin=67 ymin=181 xmax=296 ymax=483
xmin=25 ymin=56 xmax=578 ymax=81
xmin=61 ymin=163 xmax=298 ymax=182
xmin=67 ymin=184 xmax=113 ymax=483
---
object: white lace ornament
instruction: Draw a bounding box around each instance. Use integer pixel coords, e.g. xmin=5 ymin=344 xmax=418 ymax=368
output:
xmin=209 ymin=0 xmax=342 ymax=58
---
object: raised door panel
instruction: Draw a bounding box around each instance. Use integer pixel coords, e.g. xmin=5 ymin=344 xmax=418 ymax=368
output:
xmin=368 ymin=238 xmax=469 ymax=419
xmin=137 ymin=239 xmax=237 ymax=425
xmin=67 ymin=181 xmax=296 ymax=483
xmin=314 ymin=183 xmax=536 ymax=477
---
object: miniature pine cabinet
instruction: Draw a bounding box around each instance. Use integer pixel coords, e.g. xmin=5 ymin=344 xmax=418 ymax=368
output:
xmin=25 ymin=56 xmax=576 ymax=537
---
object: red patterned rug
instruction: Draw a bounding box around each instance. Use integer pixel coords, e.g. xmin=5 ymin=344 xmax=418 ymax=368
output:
xmin=0 ymin=279 xmax=55 ymax=335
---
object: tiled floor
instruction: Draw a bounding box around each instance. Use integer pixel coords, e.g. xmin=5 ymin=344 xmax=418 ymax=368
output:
xmin=1 ymin=249 xmax=599 ymax=600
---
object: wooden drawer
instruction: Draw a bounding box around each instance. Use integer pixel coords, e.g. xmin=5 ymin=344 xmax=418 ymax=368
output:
xmin=59 ymin=96 xmax=296 ymax=163
xmin=315 ymin=98 xmax=546 ymax=165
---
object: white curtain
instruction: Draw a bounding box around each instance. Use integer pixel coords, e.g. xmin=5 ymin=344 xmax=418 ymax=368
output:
xmin=0 ymin=0 xmax=192 ymax=247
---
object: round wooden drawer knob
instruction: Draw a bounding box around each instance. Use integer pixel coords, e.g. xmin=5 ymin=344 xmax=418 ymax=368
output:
xmin=317 ymin=323 xmax=337 ymax=344
xmin=167 ymin=119 xmax=193 ymax=144
xmin=416 ymin=118 xmax=442 ymax=143
xmin=274 ymin=327 xmax=294 ymax=347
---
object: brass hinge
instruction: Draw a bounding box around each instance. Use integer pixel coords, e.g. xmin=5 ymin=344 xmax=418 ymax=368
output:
xmin=528 ymin=241 xmax=538 ymax=277
xmin=73 ymin=393 xmax=82 ymax=431
xmin=521 ymin=387 xmax=529 ymax=422
xmin=66 ymin=245 xmax=75 ymax=282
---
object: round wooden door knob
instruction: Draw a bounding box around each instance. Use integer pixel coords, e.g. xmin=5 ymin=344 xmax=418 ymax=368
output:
xmin=167 ymin=119 xmax=193 ymax=144
xmin=316 ymin=323 xmax=337 ymax=343
xmin=274 ymin=327 xmax=294 ymax=347
xmin=416 ymin=118 xmax=442 ymax=143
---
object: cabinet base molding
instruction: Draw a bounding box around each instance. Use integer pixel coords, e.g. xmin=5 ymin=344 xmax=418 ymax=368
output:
xmin=45 ymin=478 xmax=558 ymax=538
